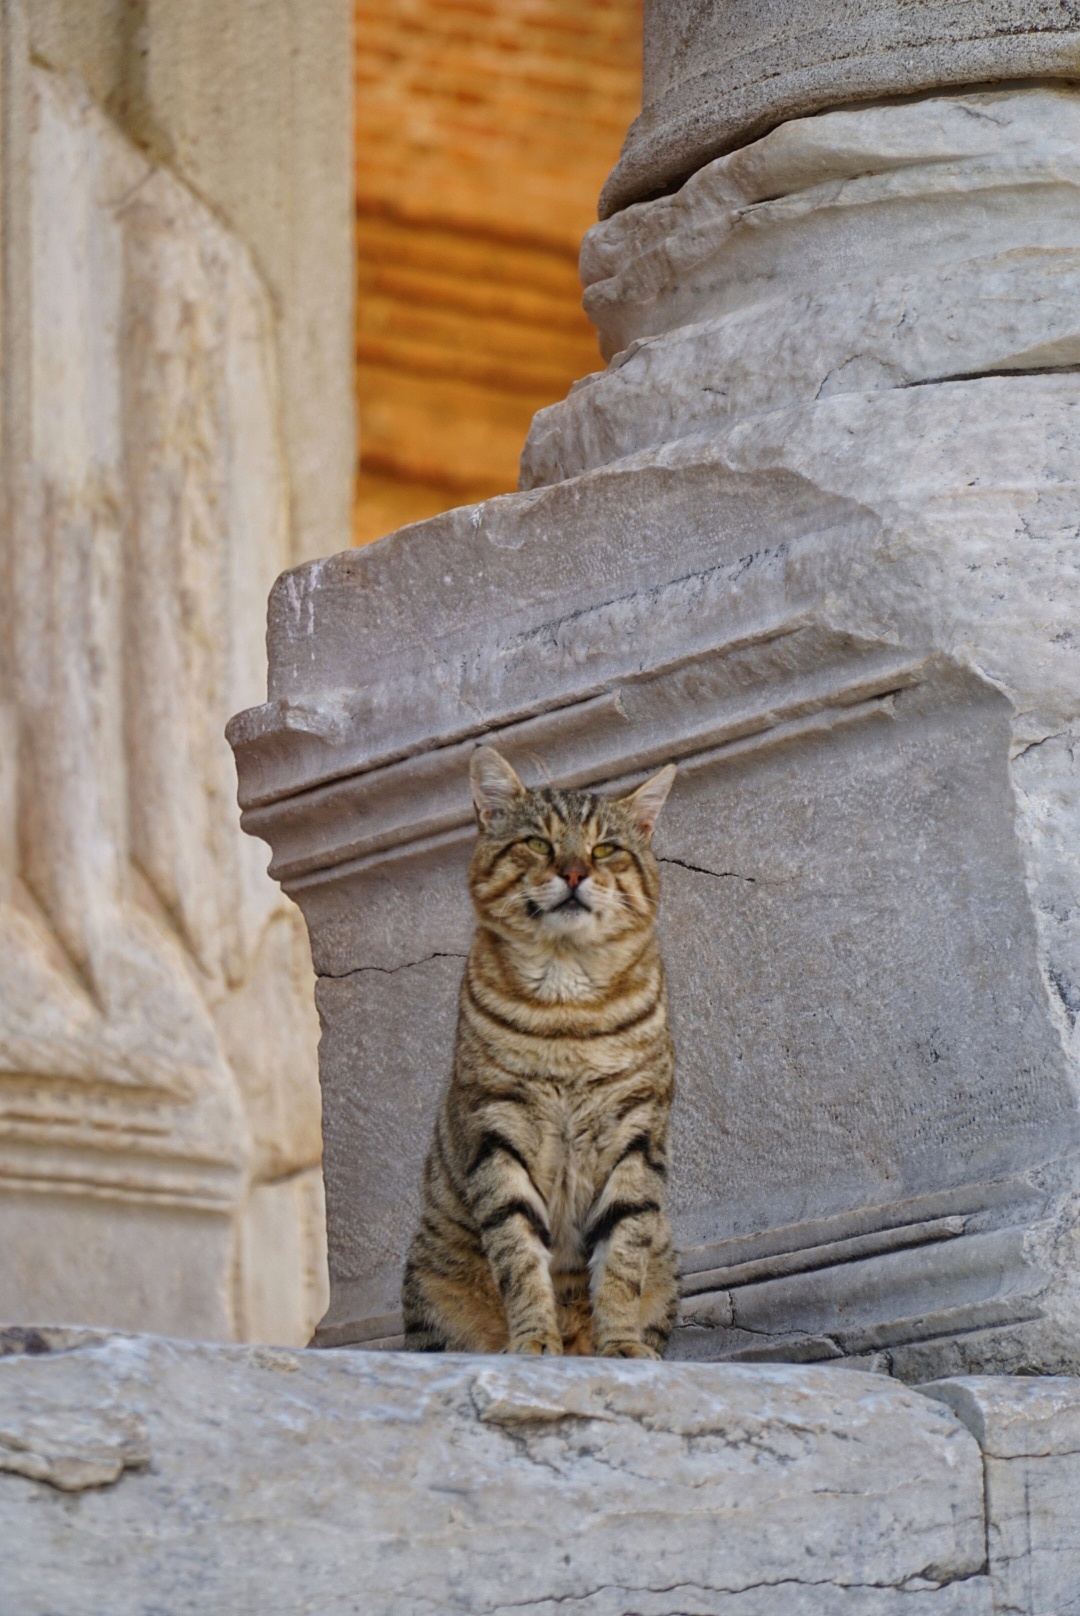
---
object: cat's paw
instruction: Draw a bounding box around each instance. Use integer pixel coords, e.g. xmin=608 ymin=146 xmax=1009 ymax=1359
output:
xmin=509 ymin=1334 xmax=563 ymax=1356
xmin=597 ymin=1340 xmax=661 ymax=1360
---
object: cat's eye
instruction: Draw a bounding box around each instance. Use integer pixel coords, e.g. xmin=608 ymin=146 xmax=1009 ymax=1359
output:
xmin=592 ymin=842 xmax=616 ymax=860
xmin=526 ymin=837 xmax=552 ymax=856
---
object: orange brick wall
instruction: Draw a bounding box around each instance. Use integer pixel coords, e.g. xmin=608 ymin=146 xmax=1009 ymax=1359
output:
xmin=355 ymin=0 xmax=642 ymax=545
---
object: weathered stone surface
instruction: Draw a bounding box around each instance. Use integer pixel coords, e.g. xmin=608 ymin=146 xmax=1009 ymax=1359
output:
xmin=0 ymin=61 xmax=326 ymax=1344
xmin=526 ymin=88 xmax=1080 ymax=476
xmin=601 ymin=0 xmax=1080 ymax=216
xmin=0 ymin=1332 xmax=992 ymax=1615
xmin=922 ymin=1376 xmax=1080 ymax=1616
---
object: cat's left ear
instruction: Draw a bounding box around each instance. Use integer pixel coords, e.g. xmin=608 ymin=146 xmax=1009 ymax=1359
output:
xmin=470 ymin=746 xmax=526 ymax=827
xmin=619 ymin=763 xmax=676 ymax=841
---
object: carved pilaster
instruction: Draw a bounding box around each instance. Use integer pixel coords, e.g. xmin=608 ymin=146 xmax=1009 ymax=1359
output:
xmin=1 ymin=61 xmax=325 ymax=1342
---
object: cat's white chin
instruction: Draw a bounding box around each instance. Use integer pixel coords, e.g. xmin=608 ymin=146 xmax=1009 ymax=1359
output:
xmin=540 ymin=906 xmax=597 ymax=935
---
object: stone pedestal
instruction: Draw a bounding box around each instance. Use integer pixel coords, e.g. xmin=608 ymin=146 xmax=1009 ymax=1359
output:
xmin=231 ymin=21 xmax=1080 ymax=1375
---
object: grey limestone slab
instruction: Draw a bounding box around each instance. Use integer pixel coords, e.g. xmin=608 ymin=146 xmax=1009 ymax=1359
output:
xmin=0 ymin=1329 xmax=992 ymax=1616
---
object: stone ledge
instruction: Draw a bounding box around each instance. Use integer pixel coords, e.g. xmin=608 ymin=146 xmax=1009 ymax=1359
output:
xmin=7 ymin=1332 xmax=1078 ymax=1610
xmin=0 ymin=1326 xmax=1057 ymax=1615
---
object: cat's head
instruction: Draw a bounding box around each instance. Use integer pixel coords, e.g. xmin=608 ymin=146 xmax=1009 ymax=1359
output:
xmin=468 ymin=748 xmax=675 ymax=948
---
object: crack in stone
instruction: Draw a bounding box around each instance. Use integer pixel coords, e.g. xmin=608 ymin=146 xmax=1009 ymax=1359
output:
xmin=989 ymin=1443 xmax=1080 ymax=1462
xmin=811 ymin=361 xmax=1080 ymax=406
xmin=494 ymin=1423 xmax=576 ymax=1480
xmin=320 ymin=950 xmax=469 ymax=981
xmin=724 ymin=1302 xmax=846 ymax=1359
xmin=478 ymin=1564 xmax=991 ymax=1614
xmin=481 ymin=1391 xmax=836 ymax=1486
xmin=658 ymin=856 xmax=756 ymax=883
xmin=1013 ymin=729 xmax=1068 ymax=761
xmin=906 ymin=363 xmax=1080 ymax=391
xmin=510 ymin=553 xmax=782 ymax=654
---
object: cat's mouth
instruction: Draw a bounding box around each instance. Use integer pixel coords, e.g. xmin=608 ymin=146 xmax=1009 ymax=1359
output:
xmin=553 ymin=891 xmax=591 ymax=913
xmin=527 ymin=891 xmax=592 ymax=919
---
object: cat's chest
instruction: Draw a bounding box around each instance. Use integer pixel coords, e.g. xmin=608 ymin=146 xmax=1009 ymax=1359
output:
xmin=533 ymin=1088 xmax=609 ymax=1229
xmin=530 ymin=954 xmax=596 ymax=1003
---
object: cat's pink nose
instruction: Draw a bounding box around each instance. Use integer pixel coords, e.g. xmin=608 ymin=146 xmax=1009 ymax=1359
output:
xmin=562 ymin=863 xmax=586 ymax=888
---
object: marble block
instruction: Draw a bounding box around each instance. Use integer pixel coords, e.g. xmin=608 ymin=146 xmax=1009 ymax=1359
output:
xmin=528 ymin=87 xmax=1080 ymax=458
xmin=923 ymin=1376 xmax=1080 ymax=1616
xmin=231 ymin=397 xmax=1080 ymax=1370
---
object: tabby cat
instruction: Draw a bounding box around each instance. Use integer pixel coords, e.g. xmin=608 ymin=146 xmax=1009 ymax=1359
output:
xmin=402 ymin=747 xmax=679 ymax=1357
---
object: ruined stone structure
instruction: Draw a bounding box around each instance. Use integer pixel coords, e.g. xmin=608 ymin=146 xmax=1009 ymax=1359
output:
xmin=6 ymin=3 xmax=1080 ymax=1612
xmin=0 ymin=0 xmax=353 ymax=1344
xmin=233 ymin=0 xmax=1080 ymax=1380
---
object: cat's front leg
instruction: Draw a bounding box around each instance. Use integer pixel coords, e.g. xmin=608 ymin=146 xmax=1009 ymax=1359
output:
xmin=467 ymin=1138 xmax=562 ymax=1354
xmin=586 ymin=1162 xmax=676 ymax=1359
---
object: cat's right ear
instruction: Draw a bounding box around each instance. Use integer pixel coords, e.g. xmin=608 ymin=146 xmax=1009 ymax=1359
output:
xmin=470 ymin=747 xmax=525 ymax=828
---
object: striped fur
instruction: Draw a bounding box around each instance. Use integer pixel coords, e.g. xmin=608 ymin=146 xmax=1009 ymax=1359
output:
xmin=402 ymin=748 xmax=679 ymax=1358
